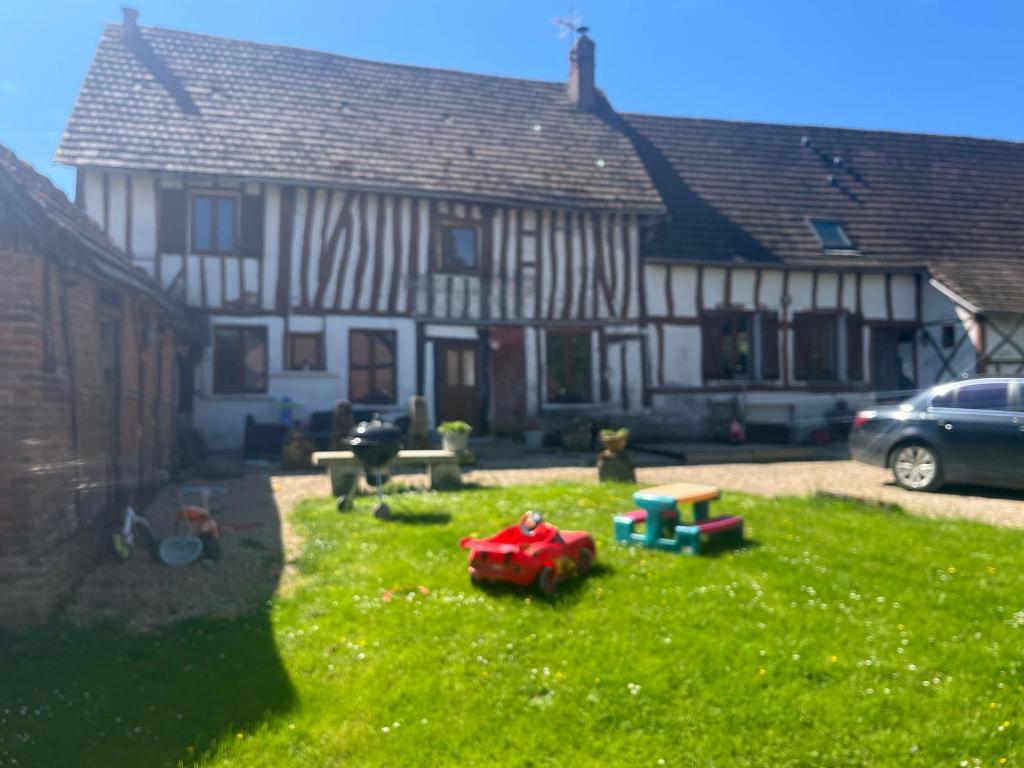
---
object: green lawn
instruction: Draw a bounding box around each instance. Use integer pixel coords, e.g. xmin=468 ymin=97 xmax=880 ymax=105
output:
xmin=2 ymin=483 xmax=1023 ymax=767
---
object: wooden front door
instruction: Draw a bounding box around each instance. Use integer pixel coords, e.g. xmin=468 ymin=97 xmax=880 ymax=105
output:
xmin=435 ymin=341 xmax=480 ymax=428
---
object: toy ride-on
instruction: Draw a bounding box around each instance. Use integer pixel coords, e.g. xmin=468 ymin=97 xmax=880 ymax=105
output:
xmin=460 ymin=512 xmax=596 ymax=598
xmin=614 ymin=482 xmax=744 ymax=555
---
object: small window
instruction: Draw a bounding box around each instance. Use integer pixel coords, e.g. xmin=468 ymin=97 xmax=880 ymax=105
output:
xmin=440 ymin=224 xmax=478 ymax=271
xmin=546 ymin=330 xmax=591 ymax=403
xmin=213 ymin=326 xmax=267 ymax=394
xmin=350 ymin=330 xmax=396 ymax=404
xmin=286 ymin=332 xmax=324 ymax=371
xmin=941 ymin=324 xmax=956 ymax=349
xmin=701 ymin=311 xmax=753 ymax=380
xmin=807 ymin=218 xmax=852 ymax=250
xmin=953 ymin=381 xmax=1009 ymax=411
xmin=192 ymin=193 xmax=238 ymax=255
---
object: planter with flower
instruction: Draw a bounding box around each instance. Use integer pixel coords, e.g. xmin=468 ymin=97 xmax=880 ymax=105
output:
xmin=437 ymin=420 xmax=473 ymax=453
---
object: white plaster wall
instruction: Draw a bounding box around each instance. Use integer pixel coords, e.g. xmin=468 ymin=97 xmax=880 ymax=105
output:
xmin=671 ymin=265 xmax=698 ymax=317
xmin=161 ymin=254 xmax=184 ymax=292
xmin=816 ymin=272 xmax=839 ymax=309
xmin=193 ymin=314 xmax=416 ymax=449
xmin=731 ymin=268 xmax=756 ymax=307
xmin=841 ymin=272 xmax=858 ymax=312
xmin=861 ymin=274 xmax=887 ymax=320
xmin=986 ymin=313 xmax=1024 ymax=374
xmin=891 ymin=274 xmax=917 ymax=321
xmin=82 ymin=170 xmax=103 ymax=224
xmin=659 ymin=325 xmax=702 ymax=387
xmin=759 ymin=270 xmax=784 ymax=310
xmin=644 ymin=264 xmax=669 ymax=316
xmin=787 ymin=271 xmax=814 ymax=312
xmin=107 ymin=174 xmax=127 ymax=251
xmin=702 ymin=267 xmax=726 ymax=309
xmin=918 ymin=281 xmax=977 ymax=384
xmin=131 ymin=176 xmax=156 ymax=258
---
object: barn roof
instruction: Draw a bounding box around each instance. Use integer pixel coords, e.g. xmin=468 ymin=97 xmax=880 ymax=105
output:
xmin=56 ymin=22 xmax=665 ymax=214
xmin=0 ymin=142 xmax=180 ymax=313
xmin=624 ymin=113 xmax=1024 ymax=313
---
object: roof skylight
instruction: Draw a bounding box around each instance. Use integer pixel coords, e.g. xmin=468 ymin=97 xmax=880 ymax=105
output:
xmin=807 ymin=218 xmax=853 ymax=250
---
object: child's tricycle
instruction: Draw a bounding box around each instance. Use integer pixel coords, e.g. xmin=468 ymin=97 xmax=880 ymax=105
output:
xmin=459 ymin=512 xmax=596 ymax=598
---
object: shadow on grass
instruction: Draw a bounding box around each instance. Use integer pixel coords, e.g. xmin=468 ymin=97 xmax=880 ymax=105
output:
xmin=701 ymin=537 xmax=762 ymax=558
xmin=376 ymin=480 xmax=487 ymax=494
xmin=470 ymin=562 xmax=615 ymax=605
xmin=0 ymin=472 xmax=296 ymax=768
xmin=384 ymin=511 xmax=453 ymax=525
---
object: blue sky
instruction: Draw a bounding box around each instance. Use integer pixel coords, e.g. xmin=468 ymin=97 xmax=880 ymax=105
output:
xmin=2 ymin=0 xmax=1022 ymax=196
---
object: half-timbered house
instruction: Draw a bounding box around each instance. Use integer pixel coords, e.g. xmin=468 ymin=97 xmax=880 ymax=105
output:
xmin=56 ymin=11 xmax=1024 ymax=446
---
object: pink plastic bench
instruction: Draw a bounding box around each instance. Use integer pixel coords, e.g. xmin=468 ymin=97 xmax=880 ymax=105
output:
xmin=621 ymin=508 xmax=679 ymax=524
xmin=692 ymin=515 xmax=744 ymax=534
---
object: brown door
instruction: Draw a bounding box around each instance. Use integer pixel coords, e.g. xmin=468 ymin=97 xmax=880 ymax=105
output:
xmin=435 ymin=341 xmax=480 ymax=427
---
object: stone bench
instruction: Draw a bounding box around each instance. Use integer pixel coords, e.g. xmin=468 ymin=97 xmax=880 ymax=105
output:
xmin=311 ymin=450 xmax=462 ymax=506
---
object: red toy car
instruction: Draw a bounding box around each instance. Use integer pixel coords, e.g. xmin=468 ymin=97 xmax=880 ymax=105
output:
xmin=459 ymin=512 xmax=596 ymax=597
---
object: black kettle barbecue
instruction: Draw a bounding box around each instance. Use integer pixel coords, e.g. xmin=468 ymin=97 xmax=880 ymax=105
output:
xmin=346 ymin=413 xmax=404 ymax=519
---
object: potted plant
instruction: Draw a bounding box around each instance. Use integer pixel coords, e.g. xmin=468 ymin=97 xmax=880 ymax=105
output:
xmin=437 ymin=420 xmax=473 ymax=453
xmin=522 ymin=418 xmax=544 ymax=450
xmin=599 ymin=427 xmax=629 ymax=454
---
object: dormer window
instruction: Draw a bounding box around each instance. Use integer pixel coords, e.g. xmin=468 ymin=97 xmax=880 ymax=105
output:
xmin=807 ymin=218 xmax=852 ymax=250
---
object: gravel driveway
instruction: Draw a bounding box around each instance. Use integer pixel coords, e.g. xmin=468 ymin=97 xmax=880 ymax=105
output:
xmin=462 ymin=460 xmax=1024 ymax=529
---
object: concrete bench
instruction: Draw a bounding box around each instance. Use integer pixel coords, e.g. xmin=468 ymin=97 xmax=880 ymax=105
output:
xmin=311 ymin=449 xmax=462 ymax=504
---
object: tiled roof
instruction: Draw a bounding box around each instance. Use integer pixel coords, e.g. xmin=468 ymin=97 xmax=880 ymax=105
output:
xmin=0 ymin=142 xmax=179 ymax=312
xmin=56 ymin=23 xmax=665 ymax=214
xmin=624 ymin=113 xmax=1024 ymax=313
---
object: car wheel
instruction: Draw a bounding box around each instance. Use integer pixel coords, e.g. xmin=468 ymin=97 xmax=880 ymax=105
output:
xmin=891 ymin=443 xmax=943 ymax=492
xmin=537 ymin=566 xmax=557 ymax=599
xmin=577 ymin=547 xmax=594 ymax=579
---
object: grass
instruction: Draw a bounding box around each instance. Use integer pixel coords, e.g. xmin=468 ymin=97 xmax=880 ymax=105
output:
xmin=2 ymin=482 xmax=1023 ymax=767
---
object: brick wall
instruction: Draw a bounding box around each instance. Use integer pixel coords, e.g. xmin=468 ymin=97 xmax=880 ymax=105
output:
xmin=489 ymin=325 xmax=526 ymax=436
xmin=0 ymin=246 xmax=178 ymax=629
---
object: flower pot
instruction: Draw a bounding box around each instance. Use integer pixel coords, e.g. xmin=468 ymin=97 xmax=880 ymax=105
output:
xmin=442 ymin=432 xmax=469 ymax=453
xmin=523 ymin=429 xmax=544 ymax=450
xmin=600 ymin=429 xmax=629 ymax=454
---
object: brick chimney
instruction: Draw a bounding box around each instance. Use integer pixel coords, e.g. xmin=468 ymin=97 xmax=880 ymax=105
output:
xmin=122 ymin=7 xmax=139 ymax=39
xmin=568 ymin=27 xmax=596 ymax=110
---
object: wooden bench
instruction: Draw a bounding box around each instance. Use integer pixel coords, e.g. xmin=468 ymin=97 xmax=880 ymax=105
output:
xmin=614 ymin=482 xmax=743 ymax=555
xmin=312 ymin=449 xmax=462 ymax=505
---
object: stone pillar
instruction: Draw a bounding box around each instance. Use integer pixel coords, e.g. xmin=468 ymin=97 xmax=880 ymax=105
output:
xmin=329 ymin=400 xmax=354 ymax=450
xmin=597 ymin=449 xmax=636 ymax=483
xmin=409 ymin=395 xmax=431 ymax=449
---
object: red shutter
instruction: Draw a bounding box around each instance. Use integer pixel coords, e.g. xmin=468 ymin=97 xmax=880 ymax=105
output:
xmin=847 ymin=315 xmax=864 ymax=382
xmin=701 ymin=316 xmax=725 ymax=380
xmin=793 ymin=314 xmax=810 ymax=381
xmin=157 ymin=187 xmax=186 ymax=253
xmin=761 ymin=313 xmax=780 ymax=380
xmin=241 ymin=190 xmax=264 ymax=259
